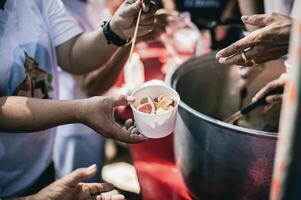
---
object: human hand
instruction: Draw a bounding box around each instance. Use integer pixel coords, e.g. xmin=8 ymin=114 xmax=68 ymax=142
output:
xmin=216 ymin=13 xmax=292 ymax=66
xmin=110 ymin=0 xmax=157 ymax=40
xmin=76 ymin=95 xmax=148 ymax=143
xmin=252 ymin=73 xmax=287 ymax=110
xmin=236 ymin=65 xmax=265 ymax=91
xmin=34 ymin=164 xmax=125 ymax=200
xmin=138 ymin=9 xmax=178 ymax=42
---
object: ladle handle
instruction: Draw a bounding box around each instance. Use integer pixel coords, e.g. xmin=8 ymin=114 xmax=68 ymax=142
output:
xmin=241 ymin=86 xmax=284 ymax=115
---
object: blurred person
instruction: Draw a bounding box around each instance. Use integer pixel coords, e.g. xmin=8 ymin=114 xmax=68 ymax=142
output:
xmin=160 ymin=0 xmax=241 ymax=49
xmin=0 ymin=0 xmax=156 ymax=198
xmin=237 ymin=0 xmax=264 ymax=31
xmin=55 ymin=0 xmax=170 ymax=183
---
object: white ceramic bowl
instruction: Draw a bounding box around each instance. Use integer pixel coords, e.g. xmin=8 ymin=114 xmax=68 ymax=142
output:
xmin=130 ymin=84 xmax=180 ymax=138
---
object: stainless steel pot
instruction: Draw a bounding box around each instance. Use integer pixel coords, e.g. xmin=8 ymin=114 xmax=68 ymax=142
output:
xmin=165 ymin=52 xmax=285 ymax=200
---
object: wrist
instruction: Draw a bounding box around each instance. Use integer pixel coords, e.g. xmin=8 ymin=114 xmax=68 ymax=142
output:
xmin=102 ymin=21 xmax=131 ymax=47
xmin=109 ymin=19 xmax=127 ymax=40
xmin=73 ymin=99 xmax=87 ymax=124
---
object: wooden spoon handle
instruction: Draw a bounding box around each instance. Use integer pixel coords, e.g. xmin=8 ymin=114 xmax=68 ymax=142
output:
xmin=129 ymin=8 xmax=142 ymax=64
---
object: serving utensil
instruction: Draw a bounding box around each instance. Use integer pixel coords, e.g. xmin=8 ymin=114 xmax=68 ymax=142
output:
xmin=129 ymin=8 xmax=142 ymax=64
xmin=225 ymin=86 xmax=284 ymax=124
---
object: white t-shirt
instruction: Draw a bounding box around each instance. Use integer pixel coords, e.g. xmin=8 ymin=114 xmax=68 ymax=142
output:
xmin=53 ymin=0 xmax=111 ymax=179
xmin=0 ymin=0 xmax=82 ymax=197
xmin=291 ymin=0 xmax=300 ymax=20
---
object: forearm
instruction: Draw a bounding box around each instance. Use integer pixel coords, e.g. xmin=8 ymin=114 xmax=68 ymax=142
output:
xmin=57 ymin=30 xmax=119 ymax=75
xmin=0 ymin=96 xmax=81 ymax=133
xmin=221 ymin=0 xmax=236 ymax=20
xmin=238 ymin=0 xmax=264 ymax=31
xmin=80 ymin=45 xmax=131 ymax=97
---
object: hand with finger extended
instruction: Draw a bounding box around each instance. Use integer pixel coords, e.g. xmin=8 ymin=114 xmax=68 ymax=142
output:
xmin=34 ymin=164 xmax=125 ymax=200
xmin=216 ymin=13 xmax=292 ymax=66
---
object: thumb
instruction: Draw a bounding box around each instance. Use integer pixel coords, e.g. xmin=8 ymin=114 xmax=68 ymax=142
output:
xmin=241 ymin=14 xmax=274 ymax=27
xmin=110 ymin=95 xmax=136 ymax=107
xmin=61 ymin=164 xmax=97 ymax=187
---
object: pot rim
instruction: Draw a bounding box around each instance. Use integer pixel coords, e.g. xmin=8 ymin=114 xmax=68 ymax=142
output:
xmin=165 ymin=54 xmax=278 ymax=139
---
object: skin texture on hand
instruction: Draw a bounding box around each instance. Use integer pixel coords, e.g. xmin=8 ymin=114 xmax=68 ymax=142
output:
xmin=216 ymin=13 xmax=292 ymax=66
xmin=252 ymin=73 xmax=287 ymax=110
xmin=0 ymin=97 xmax=78 ymax=133
xmin=110 ymin=0 xmax=157 ymax=40
xmin=56 ymin=0 xmax=156 ymax=76
xmin=31 ymin=164 xmax=125 ymax=200
xmin=0 ymin=95 xmax=146 ymax=144
xmin=76 ymin=95 xmax=148 ymax=143
xmin=79 ymin=9 xmax=173 ymax=97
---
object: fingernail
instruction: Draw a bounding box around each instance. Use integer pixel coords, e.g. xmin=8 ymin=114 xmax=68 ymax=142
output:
xmin=219 ymin=58 xmax=226 ymax=64
xmin=86 ymin=164 xmax=97 ymax=171
xmin=252 ymin=98 xmax=257 ymax=102
xmin=241 ymin=16 xmax=249 ymax=21
xmin=127 ymin=96 xmax=136 ymax=102
xmin=216 ymin=53 xmax=222 ymax=59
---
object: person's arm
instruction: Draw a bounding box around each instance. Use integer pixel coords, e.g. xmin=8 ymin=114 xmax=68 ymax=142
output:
xmin=57 ymin=0 xmax=156 ymax=75
xmin=215 ymin=0 xmax=237 ymax=42
xmin=161 ymin=0 xmax=176 ymax=10
xmin=0 ymin=95 xmax=147 ymax=143
xmin=0 ymin=96 xmax=77 ymax=132
xmin=238 ymin=0 xmax=264 ymax=31
xmin=78 ymin=10 xmax=171 ymax=96
xmin=78 ymin=45 xmax=131 ymax=97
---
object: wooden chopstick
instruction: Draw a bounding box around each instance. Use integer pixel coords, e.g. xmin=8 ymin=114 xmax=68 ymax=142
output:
xmin=129 ymin=8 xmax=142 ymax=64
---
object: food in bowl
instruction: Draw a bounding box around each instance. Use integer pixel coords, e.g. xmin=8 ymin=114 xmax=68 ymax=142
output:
xmin=130 ymin=84 xmax=180 ymax=138
xmin=137 ymin=95 xmax=176 ymax=114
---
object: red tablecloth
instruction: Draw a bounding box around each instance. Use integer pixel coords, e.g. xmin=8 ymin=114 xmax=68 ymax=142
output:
xmin=118 ymin=41 xmax=192 ymax=200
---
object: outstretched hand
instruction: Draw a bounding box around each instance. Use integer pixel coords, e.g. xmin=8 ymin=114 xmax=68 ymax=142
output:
xmin=34 ymin=164 xmax=125 ymax=200
xmin=76 ymin=95 xmax=148 ymax=144
xmin=216 ymin=13 xmax=292 ymax=66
